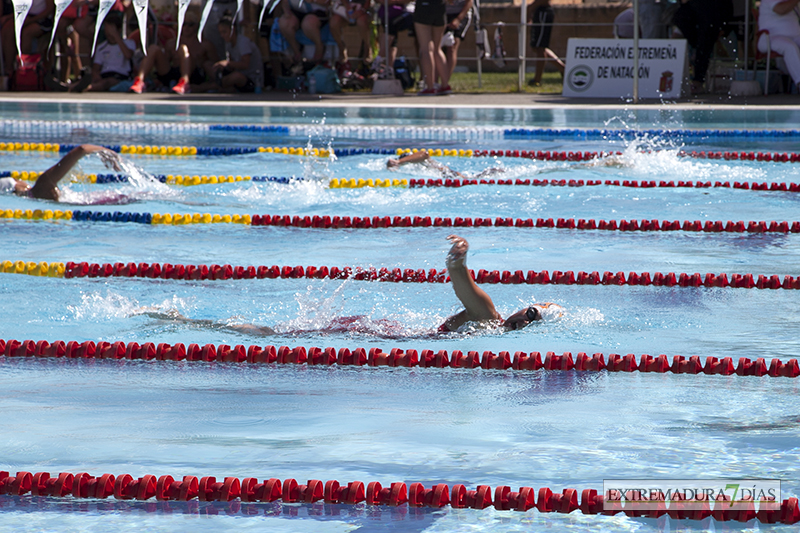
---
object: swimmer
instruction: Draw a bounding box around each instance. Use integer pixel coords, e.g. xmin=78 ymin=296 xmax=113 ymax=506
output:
xmin=440 ymin=234 xmax=561 ymax=332
xmin=0 ymin=144 xmax=121 ymax=201
xmin=386 ymin=149 xmax=504 ymax=180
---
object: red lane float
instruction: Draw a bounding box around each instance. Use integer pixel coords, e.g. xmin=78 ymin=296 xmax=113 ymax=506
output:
xmin=249 ymin=214 xmax=800 ymax=234
xmin=1 ymin=470 xmax=797 ymax=524
xmin=2 ymin=339 xmax=798 ymax=379
xmin=54 ymin=260 xmax=800 ymax=291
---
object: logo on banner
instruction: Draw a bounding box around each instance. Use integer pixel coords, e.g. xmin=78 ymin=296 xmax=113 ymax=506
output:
xmin=566 ymin=65 xmax=593 ymax=92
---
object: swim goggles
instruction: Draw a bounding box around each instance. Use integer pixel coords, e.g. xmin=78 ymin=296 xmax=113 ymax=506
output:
xmin=525 ymin=306 xmax=541 ymax=322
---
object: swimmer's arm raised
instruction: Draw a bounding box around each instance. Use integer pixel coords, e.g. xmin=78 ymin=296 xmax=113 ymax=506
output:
xmin=445 ymin=235 xmax=500 ymax=324
xmin=387 ymin=149 xmax=430 ymax=168
xmin=30 ymin=144 xmax=119 ymax=200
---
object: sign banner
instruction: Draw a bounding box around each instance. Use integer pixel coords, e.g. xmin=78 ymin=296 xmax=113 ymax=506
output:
xmin=48 ymin=0 xmax=72 ymax=52
xmin=562 ymin=38 xmax=687 ymax=99
xmin=175 ymin=0 xmax=191 ymax=49
xmin=197 ymin=0 xmax=214 ymax=43
xmin=90 ymin=0 xmax=118 ymax=57
xmin=11 ymin=0 xmax=32 ymax=58
xmin=132 ymin=0 xmax=149 ymax=54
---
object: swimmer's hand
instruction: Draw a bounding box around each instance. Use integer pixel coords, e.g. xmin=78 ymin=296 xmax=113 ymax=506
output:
xmin=386 ymin=158 xmax=399 ymax=168
xmin=96 ymin=149 xmax=122 ymax=172
xmin=446 ymin=234 xmax=469 ymax=265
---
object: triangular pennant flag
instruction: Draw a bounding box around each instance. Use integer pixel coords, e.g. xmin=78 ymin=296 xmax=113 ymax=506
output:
xmin=90 ymin=0 xmax=118 ymax=57
xmin=232 ymin=0 xmax=243 ymax=32
xmin=132 ymin=0 xmax=149 ymax=54
xmin=11 ymin=0 xmax=32 ymax=58
xmin=175 ymin=0 xmax=191 ymax=49
xmin=197 ymin=0 xmax=214 ymax=43
xmin=259 ymin=0 xmax=280 ymax=26
xmin=47 ymin=0 xmax=73 ymax=53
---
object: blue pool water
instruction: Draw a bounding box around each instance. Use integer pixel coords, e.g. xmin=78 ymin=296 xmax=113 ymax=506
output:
xmin=1 ymin=102 xmax=799 ymax=532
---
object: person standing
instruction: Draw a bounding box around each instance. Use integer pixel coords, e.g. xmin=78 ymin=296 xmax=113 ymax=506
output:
xmin=439 ymin=0 xmax=472 ymax=85
xmin=528 ymin=0 xmax=564 ymax=86
xmin=414 ymin=0 xmax=449 ymax=94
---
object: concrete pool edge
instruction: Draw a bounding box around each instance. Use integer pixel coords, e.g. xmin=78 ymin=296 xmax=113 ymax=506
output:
xmin=2 ymin=91 xmax=800 ymax=110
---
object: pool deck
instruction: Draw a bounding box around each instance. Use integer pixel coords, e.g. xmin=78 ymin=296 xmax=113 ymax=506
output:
xmin=2 ymin=90 xmax=800 ymax=110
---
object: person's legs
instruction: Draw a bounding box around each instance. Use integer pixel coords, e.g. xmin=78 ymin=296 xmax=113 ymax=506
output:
xmin=763 ymin=35 xmax=800 ymax=87
xmin=330 ymin=13 xmax=348 ymax=63
xmin=355 ymin=11 xmax=372 ymax=62
xmin=443 ymin=37 xmax=460 ymax=82
xmin=20 ymin=21 xmax=45 ymax=53
xmin=531 ymin=47 xmax=545 ymax=84
xmin=414 ymin=22 xmax=434 ymax=90
xmin=300 ymin=14 xmax=325 ymax=61
xmin=221 ymin=70 xmax=247 ymax=90
xmin=278 ymin=11 xmax=303 ymax=62
xmin=431 ymin=24 xmax=447 ymax=87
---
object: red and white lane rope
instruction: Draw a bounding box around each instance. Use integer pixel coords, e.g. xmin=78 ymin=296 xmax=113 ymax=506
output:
xmin=4 ymin=259 xmax=798 ymax=291
xmin=3 ymin=339 xmax=798 ymax=378
xmin=0 ymin=470 xmax=796 ymax=523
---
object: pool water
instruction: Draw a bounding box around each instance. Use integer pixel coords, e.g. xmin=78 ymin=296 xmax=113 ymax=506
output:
xmin=0 ymin=103 xmax=799 ymax=533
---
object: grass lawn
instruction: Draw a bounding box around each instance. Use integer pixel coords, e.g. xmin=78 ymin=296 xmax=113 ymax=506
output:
xmin=447 ymin=71 xmax=564 ymax=94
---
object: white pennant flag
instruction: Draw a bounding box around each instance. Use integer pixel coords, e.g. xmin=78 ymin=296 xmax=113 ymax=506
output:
xmin=175 ymin=0 xmax=191 ymax=49
xmin=232 ymin=0 xmax=243 ymax=29
xmin=260 ymin=0 xmax=281 ymax=25
xmin=11 ymin=0 xmax=32 ymax=58
xmin=47 ymin=0 xmax=72 ymax=53
xmin=90 ymin=0 xmax=118 ymax=57
xmin=132 ymin=0 xmax=149 ymax=54
xmin=197 ymin=0 xmax=214 ymax=43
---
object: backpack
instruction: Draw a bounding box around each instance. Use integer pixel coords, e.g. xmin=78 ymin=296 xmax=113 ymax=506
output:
xmin=393 ymin=57 xmax=415 ymax=90
xmin=11 ymin=54 xmax=44 ymax=91
xmin=306 ymin=65 xmax=341 ymax=94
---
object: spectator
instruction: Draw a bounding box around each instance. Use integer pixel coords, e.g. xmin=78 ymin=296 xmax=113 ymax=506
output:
xmin=439 ymin=0 xmax=471 ymax=84
xmin=639 ymin=0 xmax=667 ymax=38
xmin=1 ymin=0 xmax=55 ymax=76
xmin=330 ymin=0 xmax=372 ymax=72
xmin=130 ymin=13 xmax=218 ymax=94
xmin=527 ymin=0 xmax=564 ymax=86
xmin=614 ymin=7 xmax=635 ymax=38
xmin=212 ymin=13 xmax=263 ymax=92
xmin=374 ymin=0 xmax=415 ymax=77
xmin=71 ymin=11 xmax=135 ymax=91
xmin=414 ymin=0 xmax=449 ymax=94
xmin=672 ymin=0 xmax=732 ymax=93
xmin=758 ymin=0 xmax=800 ymax=91
xmin=278 ymin=0 xmax=331 ymax=64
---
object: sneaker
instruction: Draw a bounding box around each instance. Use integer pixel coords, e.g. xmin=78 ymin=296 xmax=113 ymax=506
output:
xmin=436 ymin=84 xmax=452 ymax=95
xmin=172 ymin=78 xmax=189 ymax=95
xmin=417 ymin=87 xmax=436 ymax=95
xmin=130 ymin=77 xmax=145 ymax=94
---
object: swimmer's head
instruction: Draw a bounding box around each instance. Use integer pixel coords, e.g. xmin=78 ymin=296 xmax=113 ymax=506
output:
xmin=502 ymin=303 xmax=563 ymax=330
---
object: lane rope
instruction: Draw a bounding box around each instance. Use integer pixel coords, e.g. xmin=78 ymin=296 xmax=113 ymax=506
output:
xmin=3 ymin=209 xmax=799 ymax=238
xmin=2 ymin=259 xmax=799 ymax=291
xmin=5 ymin=167 xmax=800 ymax=193
xmin=6 ymin=118 xmax=800 ymax=142
xmin=2 ymin=339 xmax=799 ymax=378
xmin=0 ymin=470 xmax=795 ymax=522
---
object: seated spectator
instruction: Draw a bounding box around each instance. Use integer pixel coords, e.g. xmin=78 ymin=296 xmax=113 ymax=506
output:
xmin=279 ymin=0 xmax=331 ymax=64
xmin=71 ymin=11 xmax=135 ymax=91
xmin=330 ymin=0 xmax=372 ymax=71
xmin=527 ymin=0 xmax=564 ymax=87
xmin=374 ymin=0 xmax=415 ymax=76
xmin=672 ymin=0 xmax=733 ymax=93
xmin=440 ymin=0 xmax=472 ymax=85
xmin=211 ymin=13 xmax=263 ymax=92
xmin=758 ymin=0 xmax=800 ymax=91
xmin=1 ymin=0 xmax=55 ymax=77
xmin=130 ymin=13 xmax=218 ymax=94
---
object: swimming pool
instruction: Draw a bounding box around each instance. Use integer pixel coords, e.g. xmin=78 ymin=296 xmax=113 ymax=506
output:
xmin=1 ymin=101 xmax=799 ymax=532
